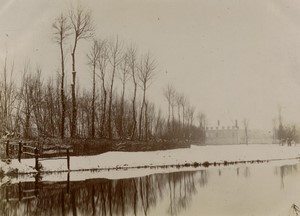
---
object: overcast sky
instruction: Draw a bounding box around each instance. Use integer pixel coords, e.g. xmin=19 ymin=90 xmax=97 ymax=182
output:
xmin=1 ymin=0 xmax=300 ymax=130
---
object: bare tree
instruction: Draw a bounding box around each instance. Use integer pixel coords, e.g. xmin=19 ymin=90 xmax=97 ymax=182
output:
xmin=197 ymin=112 xmax=206 ymax=143
xmin=117 ymin=52 xmax=130 ymax=139
xmin=163 ymin=84 xmax=176 ymax=135
xmin=97 ymin=40 xmax=109 ymax=137
xmin=243 ymin=118 xmax=249 ymax=144
xmin=77 ymin=89 xmax=92 ymax=137
xmin=277 ymin=105 xmax=284 ymax=142
xmin=154 ymin=108 xmax=165 ymax=138
xmin=69 ymin=4 xmax=94 ymax=138
xmin=272 ymin=118 xmax=277 ymax=143
xmin=87 ymin=40 xmax=100 ymax=138
xmin=19 ymin=63 xmax=34 ymax=138
xmin=179 ymin=94 xmax=188 ymax=139
xmin=175 ymin=93 xmax=183 ymax=131
xmin=31 ymin=66 xmax=44 ymax=136
xmin=145 ymin=101 xmax=156 ymax=139
xmin=187 ymin=105 xmax=195 ymax=142
xmin=53 ymin=13 xmax=71 ymax=139
xmin=127 ymin=45 xmax=138 ymax=140
xmin=0 ymin=55 xmax=15 ymax=133
xmin=107 ymin=37 xmax=123 ymax=139
xmin=196 ymin=112 xmax=204 ymax=127
xmin=45 ymin=78 xmax=59 ymax=137
xmin=138 ymin=52 xmax=156 ymax=140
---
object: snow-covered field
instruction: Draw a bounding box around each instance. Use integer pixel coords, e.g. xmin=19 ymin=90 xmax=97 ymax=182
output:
xmin=1 ymin=144 xmax=300 ymax=175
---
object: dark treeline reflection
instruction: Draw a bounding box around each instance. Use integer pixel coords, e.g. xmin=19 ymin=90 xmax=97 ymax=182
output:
xmin=0 ymin=171 xmax=202 ymax=216
xmin=274 ymin=163 xmax=300 ymax=189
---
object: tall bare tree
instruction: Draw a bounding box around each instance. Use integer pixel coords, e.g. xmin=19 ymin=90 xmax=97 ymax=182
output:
xmin=187 ymin=105 xmax=195 ymax=142
xmin=31 ymin=66 xmax=44 ymax=136
xmin=196 ymin=112 xmax=206 ymax=143
xmin=175 ymin=93 xmax=183 ymax=129
xmin=20 ymin=63 xmax=34 ymax=138
xmin=69 ymin=4 xmax=94 ymax=138
xmin=243 ymin=118 xmax=249 ymax=144
xmin=107 ymin=37 xmax=123 ymax=139
xmin=97 ymin=40 xmax=109 ymax=137
xmin=138 ymin=53 xmax=156 ymax=140
xmin=1 ymin=55 xmax=15 ymax=133
xmin=197 ymin=112 xmax=206 ymax=129
xmin=180 ymin=94 xmax=188 ymax=139
xmin=126 ymin=45 xmax=138 ymax=140
xmin=53 ymin=13 xmax=71 ymax=139
xmin=163 ymin=84 xmax=176 ymax=135
xmin=118 ymin=52 xmax=130 ymax=139
xmin=87 ymin=40 xmax=100 ymax=138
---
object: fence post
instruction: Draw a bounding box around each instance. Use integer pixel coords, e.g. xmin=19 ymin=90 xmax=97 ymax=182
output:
xmin=6 ymin=186 xmax=9 ymax=202
xmin=35 ymin=147 xmax=39 ymax=171
xmin=18 ymin=182 xmax=22 ymax=201
xmin=61 ymin=191 xmax=65 ymax=216
xmin=67 ymin=172 xmax=70 ymax=194
xmin=34 ymin=174 xmax=39 ymax=197
xmin=18 ymin=141 xmax=22 ymax=162
xmin=67 ymin=148 xmax=70 ymax=170
xmin=6 ymin=140 xmax=9 ymax=158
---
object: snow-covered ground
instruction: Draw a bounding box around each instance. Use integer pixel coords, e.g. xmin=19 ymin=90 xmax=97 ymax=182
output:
xmin=1 ymin=144 xmax=300 ymax=175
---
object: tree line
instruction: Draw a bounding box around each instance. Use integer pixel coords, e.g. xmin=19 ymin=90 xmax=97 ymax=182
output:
xmin=0 ymin=4 xmax=205 ymax=143
xmin=273 ymin=105 xmax=298 ymax=143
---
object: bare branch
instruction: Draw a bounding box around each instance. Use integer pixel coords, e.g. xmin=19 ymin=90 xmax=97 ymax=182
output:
xmin=52 ymin=13 xmax=72 ymax=44
xmin=69 ymin=4 xmax=94 ymax=41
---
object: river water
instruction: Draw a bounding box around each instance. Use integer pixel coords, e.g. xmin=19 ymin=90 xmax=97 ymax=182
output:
xmin=1 ymin=160 xmax=300 ymax=216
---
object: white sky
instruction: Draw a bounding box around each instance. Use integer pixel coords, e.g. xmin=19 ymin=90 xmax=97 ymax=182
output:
xmin=1 ymin=0 xmax=300 ymax=130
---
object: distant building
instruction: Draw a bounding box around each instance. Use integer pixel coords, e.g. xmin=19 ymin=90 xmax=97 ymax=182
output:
xmin=205 ymin=125 xmax=240 ymax=145
xmin=205 ymin=120 xmax=273 ymax=145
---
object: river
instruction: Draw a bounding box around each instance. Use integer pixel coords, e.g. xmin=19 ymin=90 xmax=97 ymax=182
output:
xmin=1 ymin=160 xmax=300 ymax=216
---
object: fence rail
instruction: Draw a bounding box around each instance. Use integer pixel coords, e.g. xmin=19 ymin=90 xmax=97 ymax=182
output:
xmin=4 ymin=140 xmax=72 ymax=171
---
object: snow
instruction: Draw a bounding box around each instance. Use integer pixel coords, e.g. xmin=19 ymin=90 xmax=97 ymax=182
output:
xmin=0 ymin=159 xmax=37 ymax=174
xmin=1 ymin=144 xmax=300 ymax=175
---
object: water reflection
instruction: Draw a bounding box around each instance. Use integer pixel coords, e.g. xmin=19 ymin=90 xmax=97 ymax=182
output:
xmin=274 ymin=164 xmax=299 ymax=189
xmin=1 ymin=162 xmax=300 ymax=216
xmin=1 ymin=171 xmax=201 ymax=216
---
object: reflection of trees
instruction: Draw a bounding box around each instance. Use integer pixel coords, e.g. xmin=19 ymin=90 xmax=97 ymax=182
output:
xmin=198 ymin=170 xmax=209 ymax=187
xmin=0 ymin=170 xmax=206 ymax=216
xmin=166 ymin=171 xmax=198 ymax=216
xmin=274 ymin=164 xmax=299 ymax=189
xmin=244 ymin=167 xmax=250 ymax=178
xmin=4 ymin=164 xmax=300 ymax=215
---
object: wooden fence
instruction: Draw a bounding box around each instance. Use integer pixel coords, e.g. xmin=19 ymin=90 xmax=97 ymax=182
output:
xmin=4 ymin=140 xmax=72 ymax=171
xmin=3 ymin=173 xmax=71 ymax=202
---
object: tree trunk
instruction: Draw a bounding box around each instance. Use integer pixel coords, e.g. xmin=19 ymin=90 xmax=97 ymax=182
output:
xmin=120 ymin=79 xmax=125 ymax=139
xmin=71 ymin=39 xmax=77 ymax=138
xmin=144 ymin=101 xmax=148 ymax=141
xmin=182 ymin=106 xmax=185 ymax=140
xmin=139 ymin=85 xmax=146 ymax=140
xmin=107 ymin=65 xmax=116 ymax=139
xmin=167 ymin=102 xmax=171 ymax=133
xmin=91 ymin=63 xmax=96 ymax=139
xmin=60 ymin=39 xmax=66 ymax=139
xmin=100 ymin=88 xmax=107 ymax=137
xmin=171 ymin=105 xmax=175 ymax=134
xmin=130 ymin=82 xmax=137 ymax=140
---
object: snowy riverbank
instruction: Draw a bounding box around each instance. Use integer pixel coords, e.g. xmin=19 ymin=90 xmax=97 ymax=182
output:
xmin=1 ymin=144 xmax=300 ymax=175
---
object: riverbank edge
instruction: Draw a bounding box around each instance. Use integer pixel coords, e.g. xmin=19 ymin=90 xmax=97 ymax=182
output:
xmin=2 ymin=155 xmax=300 ymax=177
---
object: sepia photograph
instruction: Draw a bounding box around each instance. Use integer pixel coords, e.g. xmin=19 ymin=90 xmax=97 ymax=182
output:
xmin=1 ymin=0 xmax=300 ymax=215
